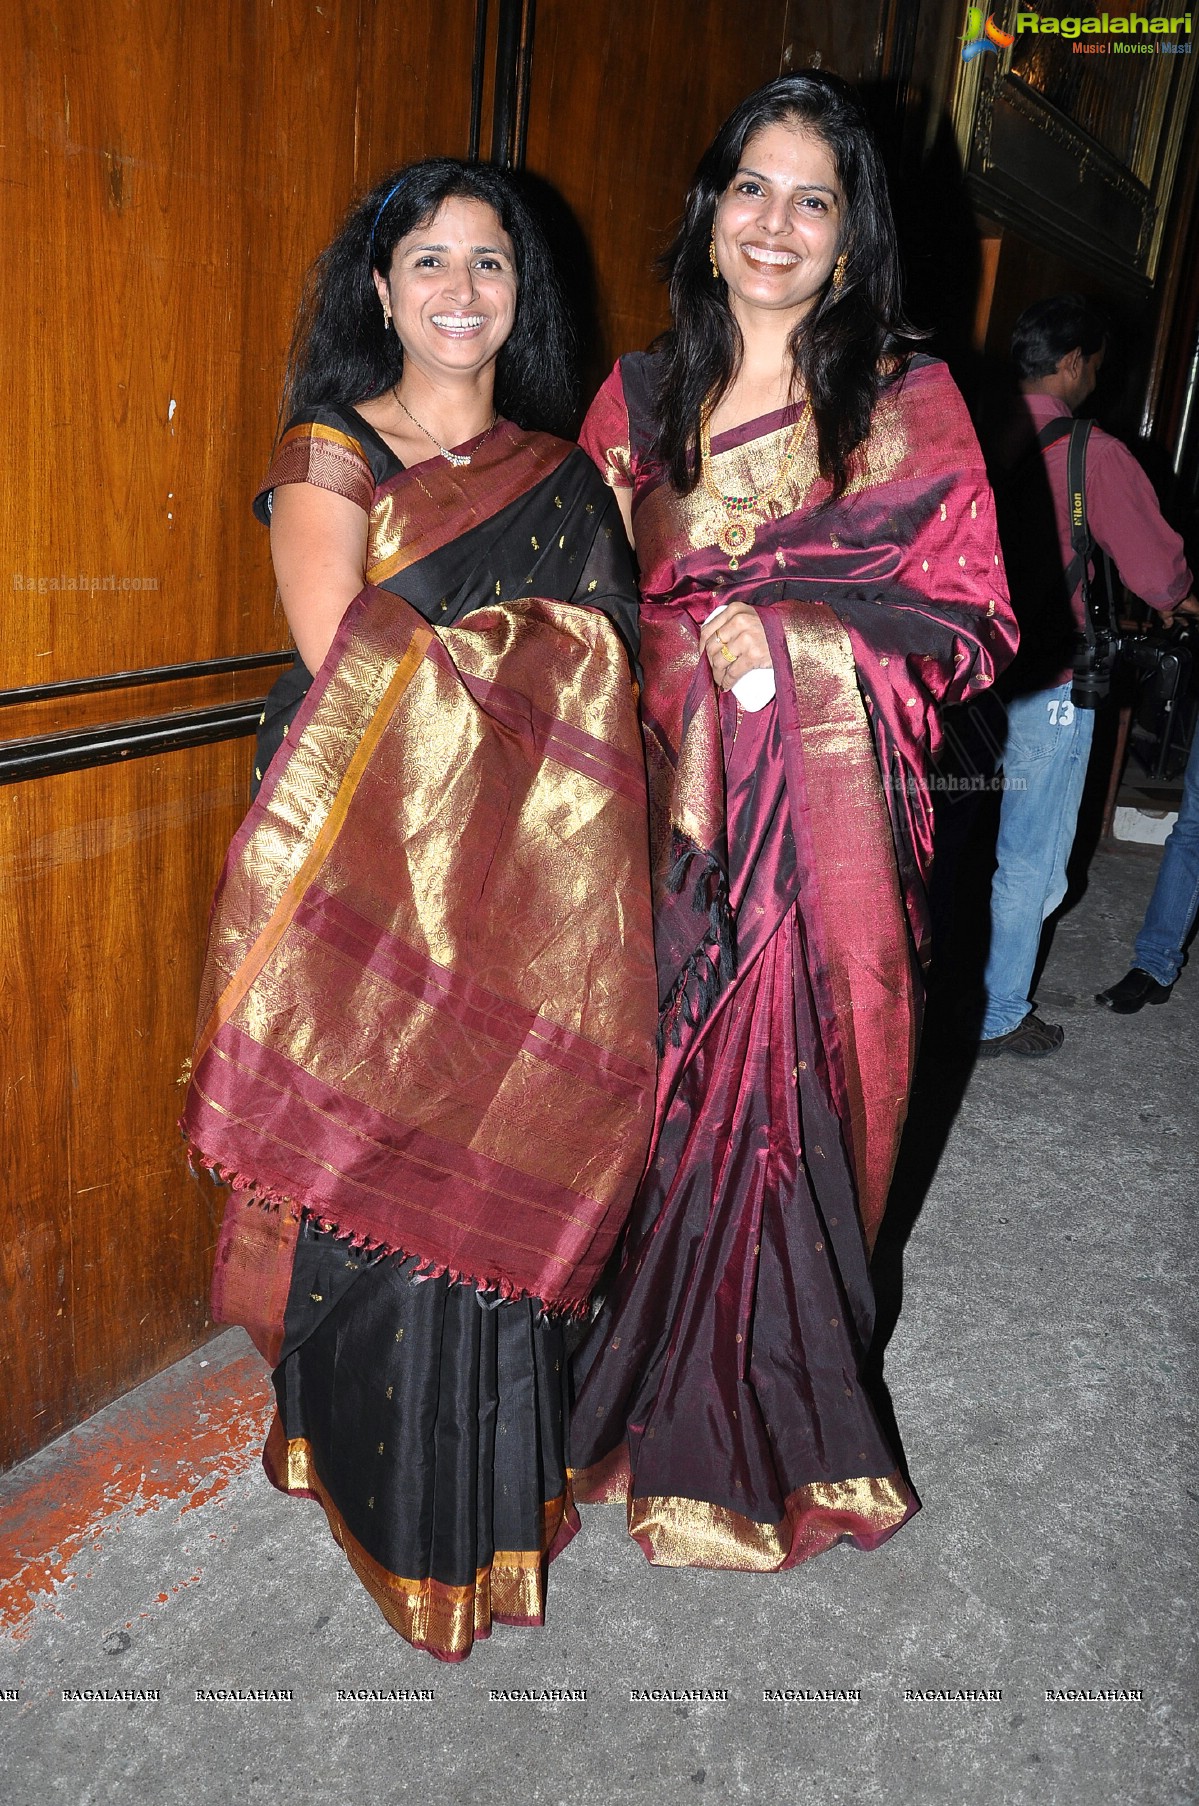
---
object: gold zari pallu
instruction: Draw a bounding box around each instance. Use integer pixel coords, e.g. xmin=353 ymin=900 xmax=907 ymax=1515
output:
xmin=182 ymin=583 xmax=658 ymax=1316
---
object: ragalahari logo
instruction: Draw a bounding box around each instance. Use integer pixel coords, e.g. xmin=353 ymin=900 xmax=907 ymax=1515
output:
xmin=961 ymin=7 xmax=1017 ymax=58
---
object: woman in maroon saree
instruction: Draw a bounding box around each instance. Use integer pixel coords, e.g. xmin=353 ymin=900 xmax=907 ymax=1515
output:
xmin=567 ymin=73 xmax=1017 ymax=1568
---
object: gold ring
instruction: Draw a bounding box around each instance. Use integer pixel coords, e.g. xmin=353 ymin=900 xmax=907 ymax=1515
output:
xmin=719 ymin=639 xmax=736 ymax=664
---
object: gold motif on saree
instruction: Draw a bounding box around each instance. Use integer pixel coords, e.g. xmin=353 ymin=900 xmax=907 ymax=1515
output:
xmin=600 ymin=437 xmax=634 ymax=489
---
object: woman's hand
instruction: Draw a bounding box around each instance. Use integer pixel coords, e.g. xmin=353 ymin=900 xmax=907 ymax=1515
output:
xmin=270 ymin=483 xmax=370 ymax=673
xmin=698 ymin=601 xmax=772 ymax=691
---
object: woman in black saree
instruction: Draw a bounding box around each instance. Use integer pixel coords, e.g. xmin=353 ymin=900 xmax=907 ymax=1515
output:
xmin=183 ymin=160 xmax=658 ymax=1661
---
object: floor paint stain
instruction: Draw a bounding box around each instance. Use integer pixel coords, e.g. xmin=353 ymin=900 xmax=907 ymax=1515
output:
xmin=0 ymin=1353 xmax=272 ymax=1642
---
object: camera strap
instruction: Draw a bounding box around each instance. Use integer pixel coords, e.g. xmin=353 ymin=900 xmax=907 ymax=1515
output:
xmin=1062 ymin=418 xmax=1098 ymax=662
xmin=1011 ymin=417 xmax=1090 ymax=600
xmin=1062 ymin=417 xmax=1118 ymax=649
xmin=1023 ymin=417 xmax=1093 ymax=596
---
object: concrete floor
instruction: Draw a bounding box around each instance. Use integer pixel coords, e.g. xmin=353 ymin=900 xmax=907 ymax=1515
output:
xmin=1 ymin=840 xmax=1195 ymax=1806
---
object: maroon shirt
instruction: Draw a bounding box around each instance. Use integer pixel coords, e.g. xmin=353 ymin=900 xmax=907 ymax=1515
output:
xmin=1006 ymin=393 xmax=1192 ymax=681
xmin=1022 ymin=393 xmax=1191 ymax=607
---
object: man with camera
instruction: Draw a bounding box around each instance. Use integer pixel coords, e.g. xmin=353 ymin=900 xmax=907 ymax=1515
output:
xmin=979 ymin=294 xmax=1196 ymax=1058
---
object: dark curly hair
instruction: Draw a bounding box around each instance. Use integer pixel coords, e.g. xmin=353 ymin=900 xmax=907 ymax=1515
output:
xmin=652 ymin=71 xmax=921 ymax=497
xmin=283 ymin=159 xmax=576 ymax=435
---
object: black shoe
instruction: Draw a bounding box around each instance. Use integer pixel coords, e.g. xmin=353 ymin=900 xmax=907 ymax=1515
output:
xmin=1095 ymin=968 xmax=1173 ymax=1014
xmin=977 ymin=1010 xmax=1065 ymax=1058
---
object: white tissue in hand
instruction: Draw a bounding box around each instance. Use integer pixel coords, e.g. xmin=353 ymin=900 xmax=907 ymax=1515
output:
xmin=731 ymin=666 xmax=776 ymax=711
xmin=703 ymin=606 xmax=777 ymax=712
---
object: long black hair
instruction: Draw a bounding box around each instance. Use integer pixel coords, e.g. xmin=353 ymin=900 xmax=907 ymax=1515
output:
xmin=284 ymin=159 xmax=576 ymax=434
xmin=653 ymin=71 xmax=920 ymax=498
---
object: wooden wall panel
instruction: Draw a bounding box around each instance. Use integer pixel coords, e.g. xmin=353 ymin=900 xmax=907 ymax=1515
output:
xmin=0 ymin=0 xmax=478 ymax=1467
xmin=523 ymin=0 xmax=791 ymax=388
xmin=781 ymin=0 xmax=892 ymax=84
xmin=3 ymin=4 xmax=350 ymax=688
xmin=1 ymin=0 xmax=478 ymax=696
xmin=0 ymin=741 xmax=252 ymax=1464
xmin=353 ymin=1 xmax=479 ymax=183
xmin=522 ymin=1 xmax=891 ymax=394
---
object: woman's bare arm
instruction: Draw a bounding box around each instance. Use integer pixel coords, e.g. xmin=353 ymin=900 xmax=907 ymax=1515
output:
xmin=612 ymin=485 xmax=634 ymax=547
xmin=269 ymin=482 xmax=370 ymax=672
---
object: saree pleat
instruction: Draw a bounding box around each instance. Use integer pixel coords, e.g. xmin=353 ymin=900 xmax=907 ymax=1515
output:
xmin=264 ymin=1223 xmax=576 ymax=1661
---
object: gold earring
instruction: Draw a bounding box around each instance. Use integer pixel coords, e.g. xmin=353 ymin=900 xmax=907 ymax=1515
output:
xmin=831 ymin=252 xmax=847 ymax=294
xmin=709 ymin=233 xmax=720 ymax=280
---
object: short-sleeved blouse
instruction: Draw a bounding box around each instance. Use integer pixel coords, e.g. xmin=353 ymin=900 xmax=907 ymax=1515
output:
xmin=250 ymin=403 xmax=401 ymax=788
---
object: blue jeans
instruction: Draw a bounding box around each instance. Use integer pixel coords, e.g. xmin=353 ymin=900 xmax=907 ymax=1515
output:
xmin=982 ymin=682 xmax=1096 ymax=1038
xmin=1133 ymin=729 xmax=1199 ymax=985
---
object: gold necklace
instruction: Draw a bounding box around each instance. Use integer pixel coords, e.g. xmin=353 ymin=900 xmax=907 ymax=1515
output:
xmin=699 ymin=397 xmax=811 ymax=568
xmin=393 ymin=388 xmax=498 ymax=468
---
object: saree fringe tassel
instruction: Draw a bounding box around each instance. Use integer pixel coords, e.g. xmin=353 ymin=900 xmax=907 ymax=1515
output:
xmin=198 ymin=1161 xmax=596 ymax=1319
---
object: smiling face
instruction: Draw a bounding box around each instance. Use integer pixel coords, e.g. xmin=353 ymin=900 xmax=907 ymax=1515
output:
xmin=712 ymin=119 xmax=844 ymax=333
xmin=373 ymin=195 xmax=518 ymax=388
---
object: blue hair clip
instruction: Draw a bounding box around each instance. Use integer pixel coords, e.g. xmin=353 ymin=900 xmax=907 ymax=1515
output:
xmin=369 ymin=177 xmax=407 ymax=255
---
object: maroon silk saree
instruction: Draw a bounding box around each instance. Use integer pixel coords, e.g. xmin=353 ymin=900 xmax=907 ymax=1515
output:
xmin=568 ymin=353 xmax=1017 ymax=1568
xmin=182 ymin=412 xmax=657 ymax=1656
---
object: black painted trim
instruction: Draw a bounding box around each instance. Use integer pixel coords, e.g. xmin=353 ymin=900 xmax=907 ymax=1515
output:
xmin=0 ymin=699 xmax=265 ymax=786
xmin=514 ymin=0 xmax=535 ymax=170
xmin=491 ymin=0 xmax=519 ymax=166
xmin=491 ymin=0 xmax=534 ymax=169
xmin=469 ymin=0 xmax=488 ymax=162
xmin=0 ymin=651 xmax=292 ymax=710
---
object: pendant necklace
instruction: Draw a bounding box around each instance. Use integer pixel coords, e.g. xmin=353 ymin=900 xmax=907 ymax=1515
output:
xmin=393 ymin=388 xmax=498 ymax=467
xmin=699 ymin=396 xmax=811 ymax=568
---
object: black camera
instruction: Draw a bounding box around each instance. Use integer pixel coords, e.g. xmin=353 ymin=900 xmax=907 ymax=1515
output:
xmin=1072 ymin=615 xmax=1193 ymax=713
xmin=1071 ymin=626 xmax=1120 ymax=709
xmin=1121 ymin=619 xmax=1193 ymax=693
xmin=1123 ymin=621 xmax=1194 ymax=779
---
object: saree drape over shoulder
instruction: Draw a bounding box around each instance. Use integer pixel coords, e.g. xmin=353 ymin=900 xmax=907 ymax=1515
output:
xmin=182 ymin=407 xmax=657 ymax=1658
xmin=568 ymin=352 xmax=1017 ymax=1570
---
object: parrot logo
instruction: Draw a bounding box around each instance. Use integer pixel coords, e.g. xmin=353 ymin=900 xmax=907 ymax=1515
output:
xmin=961 ymin=7 xmax=1017 ymax=58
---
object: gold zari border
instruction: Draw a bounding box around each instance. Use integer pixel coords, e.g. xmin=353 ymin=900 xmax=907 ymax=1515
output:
xmin=266 ymin=1420 xmax=574 ymax=1660
xmin=194 ymin=626 xmax=432 ymax=1066
xmin=780 ymin=604 xmax=916 ymax=1250
xmin=570 ymin=1445 xmax=913 ymax=1572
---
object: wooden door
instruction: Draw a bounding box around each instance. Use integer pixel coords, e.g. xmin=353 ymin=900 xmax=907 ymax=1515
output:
xmin=0 ymin=0 xmax=477 ymax=1468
